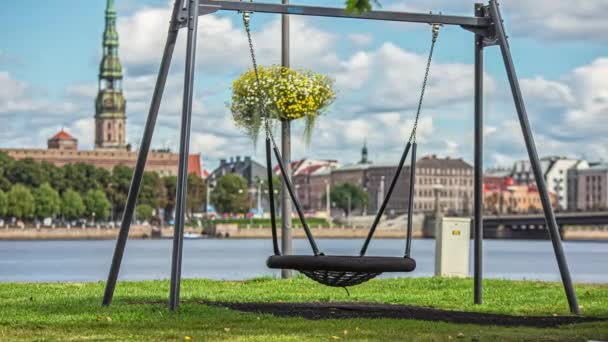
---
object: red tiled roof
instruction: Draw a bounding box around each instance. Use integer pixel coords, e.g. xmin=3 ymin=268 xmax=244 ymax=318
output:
xmin=299 ymin=164 xmax=325 ymax=175
xmin=49 ymin=130 xmax=75 ymax=141
xmin=188 ymin=154 xmax=202 ymax=177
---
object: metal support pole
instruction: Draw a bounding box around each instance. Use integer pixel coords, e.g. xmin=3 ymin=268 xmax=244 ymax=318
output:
xmin=102 ymin=0 xmax=182 ymax=307
xmin=169 ymin=0 xmax=199 ymax=311
xmin=473 ymin=3 xmax=484 ymax=306
xmin=488 ymin=0 xmax=579 ymax=314
xmin=280 ymin=0 xmax=293 ymax=279
xmin=326 ymin=181 xmax=331 ymax=227
xmin=405 ymin=143 xmax=417 ymax=257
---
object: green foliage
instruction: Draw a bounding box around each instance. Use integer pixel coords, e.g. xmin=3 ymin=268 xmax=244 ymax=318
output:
xmin=107 ymin=164 xmax=133 ymax=215
xmin=0 ymin=189 xmax=7 ymax=216
xmin=163 ymin=175 xmax=177 ymax=217
xmin=62 ymin=163 xmax=110 ymax=195
xmin=5 ymin=158 xmax=44 ymax=188
xmin=0 ymin=153 xmax=209 ymax=222
xmin=211 ymin=174 xmax=250 ymax=214
xmin=6 ymin=184 xmax=36 ymax=219
xmin=33 ymin=183 xmax=61 ymax=218
xmin=139 ymin=171 xmax=166 ymax=209
xmin=136 ymin=204 xmax=154 ymax=221
xmin=83 ymin=189 xmax=111 ymax=220
xmin=345 ymin=0 xmax=381 ymax=13
xmin=330 ymin=182 xmax=368 ymax=214
xmin=187 ymin=173 xmax=206 ymax=214
xmin=39 ymin=162 xmax=66 ymax=193
xmin=0 ymin=152 xmax=13 ymax=192
xmin=61 ymin=189 xmax=86 ymax=220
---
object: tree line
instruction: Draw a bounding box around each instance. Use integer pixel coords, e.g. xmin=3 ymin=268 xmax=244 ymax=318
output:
xmin=0 ymin=152 xmax=205 ymax=223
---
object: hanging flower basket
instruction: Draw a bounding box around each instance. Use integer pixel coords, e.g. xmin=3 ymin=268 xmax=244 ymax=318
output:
xmin=229 ymin=66 xmax=336 ymax=143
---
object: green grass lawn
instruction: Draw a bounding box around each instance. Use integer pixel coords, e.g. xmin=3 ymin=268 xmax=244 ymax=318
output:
xmin=0 ymin=277 xmax=607 ymax=341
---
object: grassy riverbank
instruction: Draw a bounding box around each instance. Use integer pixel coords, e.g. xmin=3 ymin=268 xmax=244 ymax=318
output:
xmin=1 ymin=277 xmax=607 ymax=341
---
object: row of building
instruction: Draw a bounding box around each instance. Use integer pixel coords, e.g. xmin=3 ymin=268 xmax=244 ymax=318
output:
xmin=486 ymin=157 xmax=608 ymax=213
xmin=211 ymin=146 xmax=608 ymax=216
xmin=211 ymin=145 xmax=475 ymax=216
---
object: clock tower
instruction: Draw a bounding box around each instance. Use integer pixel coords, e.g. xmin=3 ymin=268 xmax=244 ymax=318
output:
xmin=95 ymin=0 xmax=126 ymax=150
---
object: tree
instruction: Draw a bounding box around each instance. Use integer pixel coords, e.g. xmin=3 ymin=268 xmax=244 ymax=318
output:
xmin=39 ymin=162 xmax=66 ymax=194
xmin=0 ymin=189 xmax=7 ymax=217
xmin=139 ymin=171 xmax=166 ymax=209
xmin=108 ymin=164 xmax=133 ymax=216
xmin=187 ymin=174 xmax=206 ymax=215
xmin=6 ymin=158 xmax=44 ymax=188
xmin=330 ymin=183 xmax=368 ymax=215
xmin=0 ymin=152 xmax=14 ymax=192
xmin=136 ymin=204 xmax=154 ymax=221
xmin=61 ymin=189 xmax=86 ymax=220
xmin=6 ymin=184 xmax=36 ymax=219
xmin=84 ymin=189 xmax=111 ymax=220
xmin=163 ymin=176 xmax=177 ymax=220
xmin=63 ymin=163 xmax=110 ymax=195
xmin=211 ymin=174 xmax=249 ymax=215
xmin=33 ymin=183 xmax=61 ymax=218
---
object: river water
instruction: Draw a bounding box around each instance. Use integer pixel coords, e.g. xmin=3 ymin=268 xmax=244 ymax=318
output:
xmin=0 ymin=239 xmax=606 ymax=283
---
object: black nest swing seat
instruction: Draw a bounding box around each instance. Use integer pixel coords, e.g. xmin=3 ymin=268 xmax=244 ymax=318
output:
xmin=241 ymin=14 xmax=441 ymax=287
xmin=267 ymin=255 xmax=416 ymax=287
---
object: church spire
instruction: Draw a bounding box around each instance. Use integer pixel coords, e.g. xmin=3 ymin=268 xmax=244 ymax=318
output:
xmin=100 ymin=0 xmax=121 ymax=81
xmin=360 ymin=138 xmax=369 ymax=164
xmin=95 ymin=0 xmax=127 ymax=149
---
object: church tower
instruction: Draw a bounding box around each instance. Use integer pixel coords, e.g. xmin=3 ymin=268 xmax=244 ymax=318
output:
xmin=360 ymin=139 xmax=369 ymax=164
xmin=95 ymin=0 xmax=127 ymax=150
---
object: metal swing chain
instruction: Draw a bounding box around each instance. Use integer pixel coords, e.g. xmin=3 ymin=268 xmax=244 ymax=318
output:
xmin=408 ymin=23 xmax=441 ymax=144
xmin=242 ymin=10 xmax=279 ymax=148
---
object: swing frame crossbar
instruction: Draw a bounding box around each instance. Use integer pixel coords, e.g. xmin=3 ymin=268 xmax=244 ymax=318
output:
xmin=102 ymin=0 xmax=580 ymax=315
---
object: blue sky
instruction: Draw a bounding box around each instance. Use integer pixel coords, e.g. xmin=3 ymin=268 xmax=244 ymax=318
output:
xmin=1 ymin=0 xmax=607 ymax=171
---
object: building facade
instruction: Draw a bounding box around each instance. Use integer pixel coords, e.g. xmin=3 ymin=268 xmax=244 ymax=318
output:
xmin=483 ymin=175 xmax=557 ymax=214
xmin=312 ymin=151 xmax=474 ymax=216
xmin=414 ymin=155 xmax=473 ymax=215
xmin=291 ymin=159 xmax=340 ymax=211
xmin=575 ymin=163 xmax=608 ymax=211
xmin=211 ymin=156 xmax=267 ymax=186
xmin=511 ymin=156 xmax=586 ymax=210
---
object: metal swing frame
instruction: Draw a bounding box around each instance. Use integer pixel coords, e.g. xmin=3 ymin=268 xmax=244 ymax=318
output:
xmin=101 ymin=0 xmax=580 ymax=314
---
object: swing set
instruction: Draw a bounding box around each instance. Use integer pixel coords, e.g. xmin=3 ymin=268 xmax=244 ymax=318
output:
xmin=102 ymin=0 xmax=580 ymax=315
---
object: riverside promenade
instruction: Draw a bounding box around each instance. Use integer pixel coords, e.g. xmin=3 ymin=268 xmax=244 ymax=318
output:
xmin=0 ymin=224 xmax=607 ymax=240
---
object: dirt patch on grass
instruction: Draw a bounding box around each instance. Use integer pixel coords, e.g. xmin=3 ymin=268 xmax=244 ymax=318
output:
xmin=205 ymin=301 xmax=603 ymax=328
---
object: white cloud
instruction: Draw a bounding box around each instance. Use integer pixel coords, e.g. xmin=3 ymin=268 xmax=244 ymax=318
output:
xmin=117 ymin=6 xmax=338 ymax=74
xmin=482 ymin=57 xmax=608 ymax=164
xmin=348 ymin=33 xmax=373 ymax=48
xmin=0 ymin=71 xmax=78 ymax=115
xmin=332 ymin=42 xmax=496 ymax=113
xmin=386 ymin=0 xmax=608 ymax=42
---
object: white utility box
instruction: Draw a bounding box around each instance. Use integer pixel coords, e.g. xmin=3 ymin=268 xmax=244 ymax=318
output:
xmin=435 ymin=216 xmax=471 ymax=277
